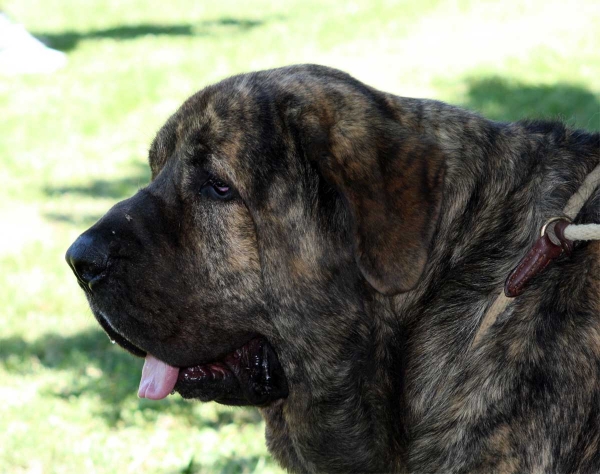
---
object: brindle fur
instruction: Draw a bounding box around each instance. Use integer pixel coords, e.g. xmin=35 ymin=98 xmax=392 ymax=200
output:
xmin=69 ymin=65 xmax=600 ymax=473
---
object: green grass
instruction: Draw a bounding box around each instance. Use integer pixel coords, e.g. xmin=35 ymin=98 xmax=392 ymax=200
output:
xmin=1 ymin=0 xmax=599 ymax=472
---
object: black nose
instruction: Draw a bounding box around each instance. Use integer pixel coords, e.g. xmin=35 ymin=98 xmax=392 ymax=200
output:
xmin=65 ymin=233 xmax=110 ymax=290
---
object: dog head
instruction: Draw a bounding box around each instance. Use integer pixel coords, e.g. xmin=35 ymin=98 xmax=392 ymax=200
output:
xmin=65 ymin=64 xmax=445 ymax=408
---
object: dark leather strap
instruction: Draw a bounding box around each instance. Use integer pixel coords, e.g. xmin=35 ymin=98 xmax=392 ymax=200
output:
xmin=554 ymin=220 xmax=574 ymax=255
xmin=504 ymin=220 xmax=574 ymax=297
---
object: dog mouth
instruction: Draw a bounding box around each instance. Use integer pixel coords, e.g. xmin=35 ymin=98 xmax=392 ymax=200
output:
xmin=142 ymin=337 xmax=288 ymax=406
xmin=96 ymin=314 xmax=288 ymax=406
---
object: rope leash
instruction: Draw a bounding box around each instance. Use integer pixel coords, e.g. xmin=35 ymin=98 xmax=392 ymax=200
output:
xmin=564 ymin=223 xmax=600 ymax=241
xmin=471 ymin=162 xmax=600 ymax=349
xmin=561 ymin=162 xmax=600 ymax=240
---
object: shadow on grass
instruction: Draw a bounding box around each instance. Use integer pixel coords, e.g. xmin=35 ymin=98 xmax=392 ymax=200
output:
xmin=43 ymin=211 xmax=106 ymax=228
xmin=0 ymin=328 xmax=262 ymax=428
xmin=45 ymin=161 xmax=151 ymax=200
xmin=45 ymin=175 xmax=147 ymax=200
xmin=34 ymin=17 xmax=266 ymax=52
xmin=44 ymin=161 xmax=150 ymax=225
xmin=181 ymin=454 xmax=268 ymax=474
xmin=463 ymin=76 xmax=600 ymax=131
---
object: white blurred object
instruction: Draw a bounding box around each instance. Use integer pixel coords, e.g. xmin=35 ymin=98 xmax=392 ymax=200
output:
xmin=0 ymin=13 xmax=67 ymax=74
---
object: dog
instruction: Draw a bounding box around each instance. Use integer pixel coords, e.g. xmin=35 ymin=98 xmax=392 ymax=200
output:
xmin=65 ymin=64 xmax=600 ymax=473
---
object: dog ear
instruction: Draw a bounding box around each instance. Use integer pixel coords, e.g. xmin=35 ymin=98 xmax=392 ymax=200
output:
xmin=307 ymin=116 xmax=446 ymax=295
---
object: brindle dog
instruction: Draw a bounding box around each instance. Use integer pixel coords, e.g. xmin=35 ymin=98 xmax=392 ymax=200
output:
xmin=65 ymin=65 xmax=600 ymax=473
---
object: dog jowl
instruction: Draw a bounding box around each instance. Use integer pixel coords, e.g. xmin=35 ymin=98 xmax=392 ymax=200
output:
xmin=64 ymin=161 xmax=289 ymax=405
xmin=66 ymin=65 xmax=600 ymax=473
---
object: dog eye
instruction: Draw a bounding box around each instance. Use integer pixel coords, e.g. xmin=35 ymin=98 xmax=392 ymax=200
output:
xmin=201 ymin=175 xmax=235 ymax=201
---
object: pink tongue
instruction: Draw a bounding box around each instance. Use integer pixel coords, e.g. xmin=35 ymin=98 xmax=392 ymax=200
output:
xmin=138 ymin=355 xmax=179 ymax=400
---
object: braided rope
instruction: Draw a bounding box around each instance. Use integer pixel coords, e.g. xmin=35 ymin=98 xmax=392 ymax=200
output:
xmin=563 ymin=163 xmax=600 ymax=219
xmin=562 ymin=162 xmax=600 ymax=241
xmin=564 ymin=224 xmax=600 ymax=241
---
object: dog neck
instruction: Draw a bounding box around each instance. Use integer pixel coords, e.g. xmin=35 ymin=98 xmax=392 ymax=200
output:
xmin=387 ymin=106 xmax=599 ymax=469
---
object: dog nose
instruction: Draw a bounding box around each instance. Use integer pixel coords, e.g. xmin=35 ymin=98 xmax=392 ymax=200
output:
xmin=65 ymin=233 xmax=110 ymax=290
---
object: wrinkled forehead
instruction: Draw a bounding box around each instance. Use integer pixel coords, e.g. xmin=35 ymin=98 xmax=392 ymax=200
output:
xmin=148 ymin=77 xmax=265 ymax=178
xmin=147 ymin=65 xmax=376 ymax=179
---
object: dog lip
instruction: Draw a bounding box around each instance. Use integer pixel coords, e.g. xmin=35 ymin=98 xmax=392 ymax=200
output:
xmin=96 ymin=311 xmax=146 ymax=358
xmin=178 ymin=361 xmax=231 ymax=382
xmin=174 ymin=337 xmax=289 ymax=406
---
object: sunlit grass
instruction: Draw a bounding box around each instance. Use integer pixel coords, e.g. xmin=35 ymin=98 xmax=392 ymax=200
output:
xmin=1 ymin=0 xmax=598 ymax=472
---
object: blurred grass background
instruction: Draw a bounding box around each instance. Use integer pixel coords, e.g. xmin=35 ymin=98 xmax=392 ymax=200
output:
xmin=0 ymin=0 xmax=598 ymax=472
